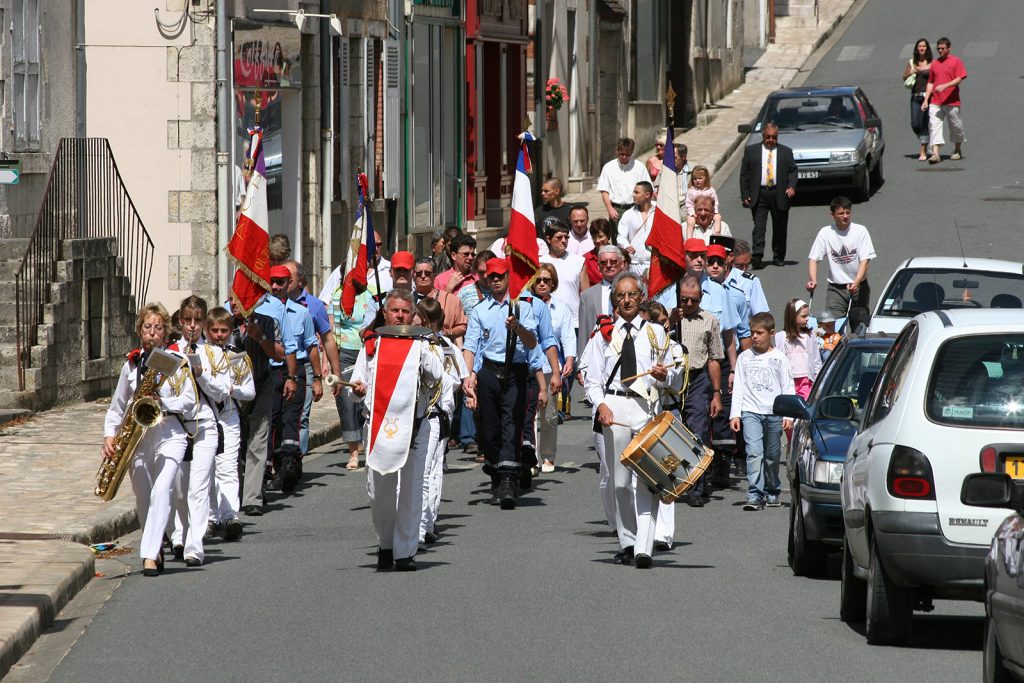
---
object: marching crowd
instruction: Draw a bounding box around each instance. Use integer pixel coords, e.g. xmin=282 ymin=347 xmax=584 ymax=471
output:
xmin=104 ymin=126 xmax=884 ymax=574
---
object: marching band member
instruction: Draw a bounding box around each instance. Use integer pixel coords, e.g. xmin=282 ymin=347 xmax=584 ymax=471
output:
xmin=462 ymin=257 xmax=539 ymax=509
xmin=349 ymin=289 xmax=445 ymax=572
xmin=205 ymin=306 xmax=256 ymax=541
xmin=582 ymin=272 xmax=677 ymax=568
xmin=414 ymin=298 xmax=468 ymax=547
xmin=102 ymin=303 xmax=198 ymax=577
xmin=176 ymin=296 xmax=232 ymax=566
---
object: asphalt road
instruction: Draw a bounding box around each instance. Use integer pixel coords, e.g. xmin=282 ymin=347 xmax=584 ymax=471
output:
xmin=25 ymin=0 xmax=1023 ymax=680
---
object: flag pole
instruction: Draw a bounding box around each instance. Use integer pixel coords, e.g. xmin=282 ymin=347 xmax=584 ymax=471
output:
xmin=664 ymin=80 xmax=684 ymax=343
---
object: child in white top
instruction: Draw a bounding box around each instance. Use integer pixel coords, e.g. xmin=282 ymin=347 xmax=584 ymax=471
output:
xmin=685 ymin=165 xmax=723 ymax=239
xmin=730 ymin=312 xmax=794 ymax=510
xmin=774 ymin=298 xmax=823 ymax=400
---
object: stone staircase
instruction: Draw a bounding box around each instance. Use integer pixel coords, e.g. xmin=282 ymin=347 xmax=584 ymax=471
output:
xmin=0 ymin=237 xmax=34 ymax=412
xmin=775 ymin=0 xmax=818 ymax=30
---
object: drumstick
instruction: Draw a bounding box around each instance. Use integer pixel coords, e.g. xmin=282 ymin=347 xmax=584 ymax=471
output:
xmin=619 ymin=356 xmax=686 ymax=384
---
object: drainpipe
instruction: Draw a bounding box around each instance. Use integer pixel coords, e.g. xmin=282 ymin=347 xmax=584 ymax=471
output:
xmin=215 ymin=0 xmax=230 ymax=303
xmin=320 ymin=0 xmax=333 ymax=290
xmin=75 ymin=0 xmax=86 ymax=137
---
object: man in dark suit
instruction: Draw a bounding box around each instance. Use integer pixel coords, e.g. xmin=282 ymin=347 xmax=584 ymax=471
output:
xmin=739 ymin=122 xmax=797 ymax=269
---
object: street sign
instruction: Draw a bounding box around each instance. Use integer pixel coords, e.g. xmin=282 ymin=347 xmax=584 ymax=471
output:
xmin=0 ymin=160 xmax=20 ymax=185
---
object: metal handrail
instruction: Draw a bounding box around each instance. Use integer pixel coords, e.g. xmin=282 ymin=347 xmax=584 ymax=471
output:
xmin=14 ymin=138 xmax=154 ymax=390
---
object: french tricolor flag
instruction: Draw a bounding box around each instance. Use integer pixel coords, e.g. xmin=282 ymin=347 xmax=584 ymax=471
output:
xmin=646 ymin=126 xmax=685 ymax=297
xmin=227 ymin=125 xmax=271 ymax=316
xmin=506 ymin=132 xmax=540 ymax=298
xmin=339 ymin=174 xmax=376 ymax=315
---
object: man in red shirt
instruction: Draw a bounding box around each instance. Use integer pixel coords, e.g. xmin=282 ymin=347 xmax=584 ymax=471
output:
xmin=922 ymin=37 xmax=967 ymax=164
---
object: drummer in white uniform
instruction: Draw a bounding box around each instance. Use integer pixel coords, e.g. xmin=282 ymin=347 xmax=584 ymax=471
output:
xmin=582 ymin=272 xmax=677 ymax=568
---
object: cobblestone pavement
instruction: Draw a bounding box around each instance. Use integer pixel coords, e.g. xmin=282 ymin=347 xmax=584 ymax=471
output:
xmin=0 ymin=0 xmax=858 ymax=676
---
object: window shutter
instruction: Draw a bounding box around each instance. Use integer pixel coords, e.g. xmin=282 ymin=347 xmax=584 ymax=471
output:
xmin=383 ymin=39 xmax=401 ymax=199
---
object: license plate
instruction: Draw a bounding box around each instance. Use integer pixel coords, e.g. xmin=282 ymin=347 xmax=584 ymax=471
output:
xmin=1005 ymin=456 xmax=1024 ymax=480
xmin=798 ymin=170 xmax=819 ymax=179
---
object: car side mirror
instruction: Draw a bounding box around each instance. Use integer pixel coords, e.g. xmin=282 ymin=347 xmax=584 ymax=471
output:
xmin=865 ymin=117 xmax=881 ymax=129
xmin=819 ymin=396 xmax=856 ymax=421
xmin=961 ymin=473 xmax=1015 ymax=508
xmin=738 ymin=123 xmax=753 ymax=134
xmin=774 ymin=394 xmax=810 ymax=420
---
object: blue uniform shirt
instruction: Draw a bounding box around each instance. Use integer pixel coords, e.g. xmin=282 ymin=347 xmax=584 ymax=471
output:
xmin=285 ymin=299 xmax=318 ymax=361
xmin=655 ymin=275 xmax=738 ymax=331
xmin=256 ymin=293 xmax=295 ymax=367
xmin=464 ymin=295 xmax=539 ymax=367
xmin=725 ymin=280 xmax=751 ymax=341
xmin=519 ymin=295 xmax=557 ymax=352
xmin=726 ymin=268 xmax=770 ymax=315
xmin=297 ymin=289 xmax=332 ymax=337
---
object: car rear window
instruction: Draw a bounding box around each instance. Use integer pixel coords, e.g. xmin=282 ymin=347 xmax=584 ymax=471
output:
xmin=927 ymin=335 xmax=1024 ymax=429
xmin=759 ymin=95 xmax=863 ymax=131
xmin=877 ymin=268 xmax=1024 ymax=318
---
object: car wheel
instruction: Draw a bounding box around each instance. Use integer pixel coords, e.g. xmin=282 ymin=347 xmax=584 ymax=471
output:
xmin=865 ymin=537 xmax=913 ymax=645
xmin=869 ymin=155 xmax=884 ymax=187
xmin=854 ymin=165 xmax=872 ymax=202
xmin=840 ymin=536 xmax=867 ymax=623
xmin=984 ymin=614 xmax=1015 ymax=683
xmin=788 ymin=489 xmax=828 ymax=577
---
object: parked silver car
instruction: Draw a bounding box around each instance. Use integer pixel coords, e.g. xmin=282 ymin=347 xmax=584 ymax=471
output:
xmin=739 ymin=86 xmax=884 ymax=202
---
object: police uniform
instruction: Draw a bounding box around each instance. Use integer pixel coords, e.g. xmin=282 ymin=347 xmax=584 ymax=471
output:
xmin=269 ymin=297 xmax=316 ymax=491
xmin=725 ymin=267 xmax=770 ymax=315
xmin=582 ymin=316 xmax=677 ymax=566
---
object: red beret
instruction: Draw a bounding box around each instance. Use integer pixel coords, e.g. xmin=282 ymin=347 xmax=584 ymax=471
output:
xmin=390 ymin=251 xmax=415 ymax=270
xmin=485 ymin=258 xmax=510 ymax=276
xmin=684 ymin=238 xmax=707 ymax=254
xmin=706 ymin=244 xmax=728 ymax=259
xmin=269 ymin=265 xmax=291 ymax=280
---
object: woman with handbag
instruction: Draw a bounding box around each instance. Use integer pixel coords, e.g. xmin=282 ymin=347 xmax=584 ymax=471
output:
xmin=903 ymin=39 xmax=933 ymax=161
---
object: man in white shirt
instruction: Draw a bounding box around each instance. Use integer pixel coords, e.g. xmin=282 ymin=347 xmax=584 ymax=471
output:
xmin=540 ymin=220 xmax=588 ymax=328
xmin=566 ymin=205 xmax=594 ymax=256
xmin=805 ymin=195 xmax=876 ymax=332
xmin=615 ymin=181 xmax=656 ymax=277
xmin=597 ymin=137 xmax=652 ymax=224
xmin=318 ymin=230 xmax=392 ymax=302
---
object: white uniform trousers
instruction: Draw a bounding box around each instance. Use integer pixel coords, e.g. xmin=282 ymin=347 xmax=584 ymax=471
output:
xmin=368 ymin=419 xmax=430 ymax=560
xmin=928 ymin=103 xmax=965 ymax=147
xmin=655 ymin=501 xmax=675 ymax=546
xmin=595 ymin=429 xmax=616 ymax=529
xmin=536 ymin=372 xmax=559 ymax=460
xmin=173 ymin=421 xmax=219 ymax=562
xmin=211 ymin=414 xmax=242 ymax=523
xmin=419 ymin=416 xmax=444 ymax=542
xmin=601 ymin=394 xmax=660 ymax=555
xmin=131 ymin=423 xmax=187 ymax=561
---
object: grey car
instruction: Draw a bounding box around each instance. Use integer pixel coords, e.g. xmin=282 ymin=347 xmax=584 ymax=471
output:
xmin=739 ymin=86 xmax=885 ymax=201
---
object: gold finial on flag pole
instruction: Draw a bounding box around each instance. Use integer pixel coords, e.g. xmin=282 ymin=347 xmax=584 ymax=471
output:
xmin=665 ymin=81 xmax=677 ymax=128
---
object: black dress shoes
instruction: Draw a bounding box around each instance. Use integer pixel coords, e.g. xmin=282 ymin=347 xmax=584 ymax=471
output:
xmin=143 ymin=565 xmax=159 ymax=577
xmin=613 ymin=546 xmax=635 ymax=565
xmin=773 ymin=257 xmax=785 ymax=267
xmin=172 ymin=544 xmax=185 ymax=561
xmin=241 ymin=505 xmax=264 ymax=517
xmin=184 ymin=557 xmax=202 ymax=567
xmin=377 ymin=547 xmax=394 ymax=571
xmin=653 ymin=541 xmax=672 ymax=552
xmin=686 ymin=494 xmax=705 ymax=508
xmin=752 ymin=257 xmax=765 ymax=271
xmin=497 ymin=475 xmax=517 ymax=510
xmin=395 ymin=557 xmax=418 ymax=572
xmin=635 ymin=553 xmax=653 ymax=569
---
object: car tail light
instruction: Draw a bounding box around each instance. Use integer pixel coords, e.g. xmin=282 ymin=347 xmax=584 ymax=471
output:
xmin=887 ymin=445 xmax=935 ymax=500
xmin=981 ymin=447 xmax=998 ymax=473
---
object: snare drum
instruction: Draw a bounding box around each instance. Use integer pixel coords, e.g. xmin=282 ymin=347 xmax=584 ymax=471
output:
xmin=620 ymin=411 xmax=714 ymax=504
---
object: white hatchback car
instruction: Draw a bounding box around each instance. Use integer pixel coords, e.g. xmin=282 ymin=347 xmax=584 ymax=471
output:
xmin=867 ymin=257 xmax=1024 ymax=335
xmin=840 ymin=309 xmax=1024 ymax=645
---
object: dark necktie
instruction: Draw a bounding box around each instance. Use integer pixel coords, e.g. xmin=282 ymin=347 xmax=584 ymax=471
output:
xmin=620 ymin=322 xmax=637 ymax=380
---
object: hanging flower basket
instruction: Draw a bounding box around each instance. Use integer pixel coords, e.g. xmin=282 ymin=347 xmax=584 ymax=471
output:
xmin=545 ymin=78 xmax=567 ymax=132
xmin=546 ymin=106 xmax=559 ymax=130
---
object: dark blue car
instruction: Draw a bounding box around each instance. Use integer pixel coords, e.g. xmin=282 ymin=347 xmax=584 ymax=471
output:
xmin=774 ymin=334 xmax=894 ymax=577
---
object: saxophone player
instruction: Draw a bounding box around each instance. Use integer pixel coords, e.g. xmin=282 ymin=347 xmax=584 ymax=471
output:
xmin=102 ymin=303 xmax=198 ymax=577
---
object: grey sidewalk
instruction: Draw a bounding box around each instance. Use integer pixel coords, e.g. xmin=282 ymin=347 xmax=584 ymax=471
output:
xmin=564 ymin=0 xmax=857 ymax=214
xmin=0 ymin=397 xmax=341 ymax=678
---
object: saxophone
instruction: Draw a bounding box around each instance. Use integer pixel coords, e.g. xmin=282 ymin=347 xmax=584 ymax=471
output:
xmin=94 ymin=365 xmax=167 ymax=501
